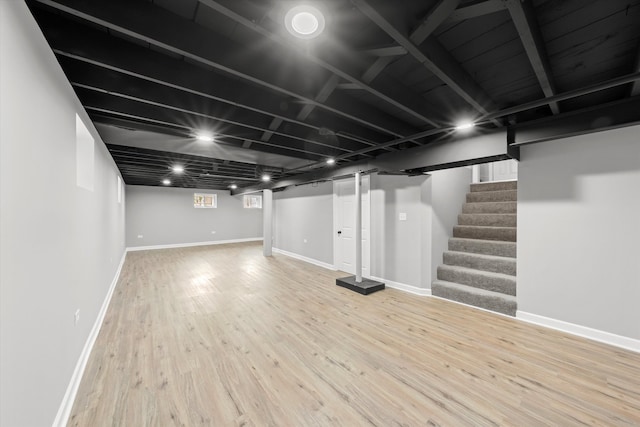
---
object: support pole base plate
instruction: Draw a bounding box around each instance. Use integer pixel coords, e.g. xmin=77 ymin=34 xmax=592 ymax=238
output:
xmin=336 ymin=276 xmax=385 ymax=295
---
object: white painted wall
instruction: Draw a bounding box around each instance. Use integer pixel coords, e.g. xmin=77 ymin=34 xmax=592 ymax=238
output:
xmin=517 ymin=126 xmax=640 ymax=341
xmin=125 ymin=185 xmax=262 ymax=248
xmin=370 ymin=175 xmax=431 ymax=289
xmin=430 ymin=168 xmax=473 ymax=283
xmin=273 ymin=182 xmax=334 ymax=266
xmin=369 ymin=171 xmax=470 ymax=291
xmin=270 ymin=172 xmax=469 ymax=292
xmin=263 ymin=189 xmax=273 ymax=256
xmin=0 ymin=3 xmax=126 ymax=425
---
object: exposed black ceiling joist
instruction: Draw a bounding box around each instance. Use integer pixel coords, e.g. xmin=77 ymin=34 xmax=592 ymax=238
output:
xmin=23 ymin=0 xmax=640 ymax=191
xmin=108 ymin=153 xmax=263 ymax=177
xmin=67 ymin=73 xmax=366 ymax=155
xmin=117 ymin=163 xmax=258 ymax=182
xmin=446 ymin=0 xmax=508 ymax=23
xmin=107 ymin=149 xmax=279 ymax=176
xmin=512 ymin=96 xmax=640 ymax=146
xmin=482 ymin=71 xmax=640 ymax=122
xmin=351 ymin=0 xmax=502 ymax=126
xmin=197 ymin=0 xmax=444 ymax=128
xmin=32 ymin=12 xmax=394 ymax=148
xmin=356 ymin=0 xmax=460 ymax=92
xmin=359 ymin=0 xmax=460 ymax=111
xmin=361 ymin=45 xmax=407 ymax=57
xmin=272 ymin=127 xmax=448 ymax=178
xmin=33 ymin=0 xmax=422 ymax=138
xmin=108 ymin=144 xmax=287 ymax=189
xmin=275 ymin=71 xmax=640 ymax=176
xmin=233 ymin=128 xmax=514 ymax=195
xmin=71 ymin=87 xmax=362 ymax=155
xmin=631 ymin=42 xmax=640 ymax=96
xmin=234 ymin=95 xmax=640 ymax=195
xmin=505 ymin=0 xmax=559 ymax=114
xmin=260 ymin=117 xmax=284 ymax=145
xmin=192 ymin=1 xmax=436 ymax=150
xmin=59 ymin=51 xmax=385 ymax=150
xmin=410 ymin=0 xmax=461 ymax=43
xmin=89 ymin=107 xmax=330 ymax=160
xmin=327 ymin=0 xmax=461 ymax=114
xmin=361 ymin=56 xmax=395 ymax=84
xmin=297 ymin=75 xmax=341 ymax=123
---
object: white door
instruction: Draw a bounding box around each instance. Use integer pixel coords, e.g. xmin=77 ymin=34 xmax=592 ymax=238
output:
xmin=335 ymin=179 xmax=354 ymax=273
xmin=492 ymin=159 xmax=518 ymax=181
xmin=480 ymin=159 xmax=518 ymax=182
xmin=361 ymin=177 xmax=370 ymax=278
xmin=334 ymin=176 xmax=370 ymax=276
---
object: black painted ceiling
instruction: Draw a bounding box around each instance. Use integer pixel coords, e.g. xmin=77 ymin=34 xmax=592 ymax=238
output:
xmin=27 ymin=0 xmax=640 ymax=190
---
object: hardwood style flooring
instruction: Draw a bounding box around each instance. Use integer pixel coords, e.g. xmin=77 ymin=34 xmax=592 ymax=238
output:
xmin=69 ymin=242 xmax=640 ymax=426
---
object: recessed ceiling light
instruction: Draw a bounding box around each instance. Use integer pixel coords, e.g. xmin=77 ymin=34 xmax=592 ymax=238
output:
xmin=230 ymin=184 xmax=238 ymax=189
xmin=326 ymin=158 xmax=335 ymax=165
xmin=162 ymin=179 xmax=171 ymax=185
xmin=455 ymin=121 xmax=476 ymax=131
xmin=285 ymin=5 xmax=325 ymax=39
xmin=172 ymin=165 xmax=184 ymax=173
xmin=196 ymin=133 xmax=214 ymax=142
xmin=262 ymin=174 xmax=271 ymax=182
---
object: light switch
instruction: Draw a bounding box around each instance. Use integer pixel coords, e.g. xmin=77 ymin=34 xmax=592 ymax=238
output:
xmin=399 ymin=212 xmax=407 ymax=221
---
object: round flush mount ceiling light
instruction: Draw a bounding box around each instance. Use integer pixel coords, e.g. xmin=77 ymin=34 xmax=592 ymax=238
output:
xmin=455 ymin=121 xmax=476 ymax=132
xmin=195 ymin=133 xmax=214 ymax=143
xmin=262 ymin=174 xmax=271 ymax=182
xmin=285 ymin=5 xmax=325 ymax=39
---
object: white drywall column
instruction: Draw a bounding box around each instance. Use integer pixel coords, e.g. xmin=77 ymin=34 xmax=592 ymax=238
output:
xmin=472 ymin=165 xmax=480 ymax=183
xmin=355 ymin=172 xmax=363 ymax=282
xmin=263 ymin=189 xmax=273 ymax=256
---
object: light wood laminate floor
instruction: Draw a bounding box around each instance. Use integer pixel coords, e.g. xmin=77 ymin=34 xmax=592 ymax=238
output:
xmin=69 ymin=242 xmax=640 ymax=426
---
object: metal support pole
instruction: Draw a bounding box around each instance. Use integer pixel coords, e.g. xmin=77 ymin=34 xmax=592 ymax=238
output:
xmin=355 ymin=172 xmax=362 ymax=283
xmin=263 ymin=189 xmax=273 ymax=257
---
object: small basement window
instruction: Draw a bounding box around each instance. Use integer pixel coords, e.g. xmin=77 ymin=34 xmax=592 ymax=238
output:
xmin=243 ymin=195 xmax=262 ymax=209
xmin=194 ymin=193 xmax=217 ymax=208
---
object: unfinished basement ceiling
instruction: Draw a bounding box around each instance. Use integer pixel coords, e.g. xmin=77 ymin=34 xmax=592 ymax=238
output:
xmin=27 ymin=0 xmax=640 ymax=190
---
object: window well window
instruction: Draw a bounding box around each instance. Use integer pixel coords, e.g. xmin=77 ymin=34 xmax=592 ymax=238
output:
xmin=194 ymin=193 xmax=217 ymax=208
xmin=243 ymin=195 xmax=262 ymax=209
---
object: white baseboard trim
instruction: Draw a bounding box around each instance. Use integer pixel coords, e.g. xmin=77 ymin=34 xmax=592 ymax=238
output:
xmin=126 ymin=237 xmax=263 ymax=252
xmin=429 ymin=294 xmax=514 ymax=319
xmin=272 ymin=247 xmax=336 ymax=271
xmin=516 ymin=311 xmax=640 ymax=353
xmin=53 ymin=250 xmax=127 ymax=427
xmin=369 ymin=276 xmax=431 ymax=296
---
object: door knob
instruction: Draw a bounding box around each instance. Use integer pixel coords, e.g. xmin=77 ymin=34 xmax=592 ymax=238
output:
xmin=337 ymin=230 xmax=342 ymax=235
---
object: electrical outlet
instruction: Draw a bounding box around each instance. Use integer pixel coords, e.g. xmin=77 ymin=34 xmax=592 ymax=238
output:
xmin=74 ymin=309 xmax=80 ymax=326
xmin=137 ymin=234 xmax=143 ymax=239
xmin=211 ymin=231 xmax=216 ymax=234
xmin=303 ymin=238 xmax=307 ymax=243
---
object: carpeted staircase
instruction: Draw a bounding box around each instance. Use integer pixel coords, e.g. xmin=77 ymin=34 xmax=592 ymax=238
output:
xmin=432 ymin=180 xmax=517 ymax=316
